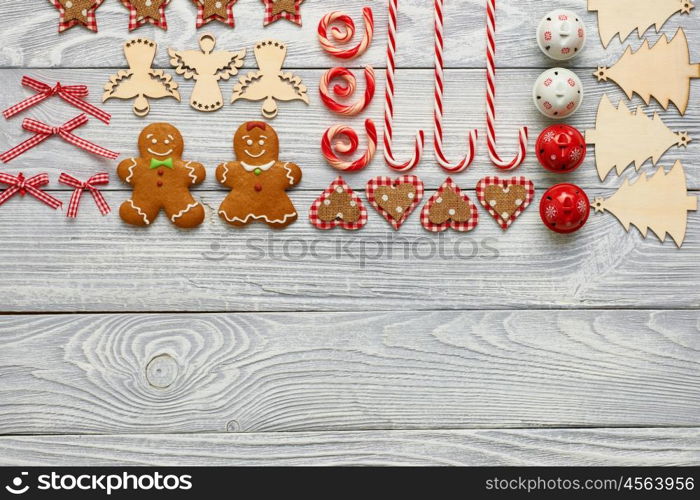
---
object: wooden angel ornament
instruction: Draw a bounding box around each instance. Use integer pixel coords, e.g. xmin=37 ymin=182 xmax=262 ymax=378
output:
xmin=594 ymin=160 xmax=697 ymax=247
xmin=169 ymin=34 xmax=246 ymax=112
xmin=586 ymin=95 xmax=691 ymax=180
xmin=231 ymin=39 xmax=308 ymax=119
xmin=103 ymin=38 xmax=180 ymax=117
xmin=595 ymin=28 xmax=700 ymax=115
xmin=588 ymin=0 xmax=695 ymax=48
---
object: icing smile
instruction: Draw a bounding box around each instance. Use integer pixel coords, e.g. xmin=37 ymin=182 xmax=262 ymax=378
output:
xmin=148 ymin=148 xmax=173 ymax=157
xmin=244 ymin=149 xmax=266 ymax=158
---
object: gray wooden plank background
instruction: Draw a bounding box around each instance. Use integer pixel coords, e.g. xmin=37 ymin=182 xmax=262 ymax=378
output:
xmin=2 ymin=429 xmax=698 ymax=466
xmin=0 ymin=0 xmax=698 ymax=466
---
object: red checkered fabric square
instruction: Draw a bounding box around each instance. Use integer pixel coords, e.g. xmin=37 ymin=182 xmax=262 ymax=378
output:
xmin=366 ymin=175 xmax=424 ymax=230
xmin=261 ymin=0 xmax=304 ymax=27
xmin=476 ymin=176 xmax=535 ymax=230
xmin=309 ymin=177 xmax=368 ymax=231
xmin=50 ymin=0 xmax=105 ymax=33
xmin=193 ymin=0 xmax=237 ymax=28
xmin=122 ymin=0 xmax=171 ymax=31
xmin=421 ymin=178 xmax=479 ymax=233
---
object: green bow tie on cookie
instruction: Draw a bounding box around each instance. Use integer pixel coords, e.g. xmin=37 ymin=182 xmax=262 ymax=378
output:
xmin=150 ymin=158 xmax=173 ymax=169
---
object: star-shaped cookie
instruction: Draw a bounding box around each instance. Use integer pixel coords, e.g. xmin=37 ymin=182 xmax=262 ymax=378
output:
xmin=121 ymin=0 xmax=171 ymax=31
xmin=192 ymin=0 xmax=238 ymax=28
xmin=261 ymin=0 xmax=304 ymax=26
xmin=50 ymin=0 xmax=105 ymax=33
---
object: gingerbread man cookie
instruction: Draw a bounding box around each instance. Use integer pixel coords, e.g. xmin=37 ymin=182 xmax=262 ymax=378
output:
xmin=216 ymin=121 xmax=302 ymax=228
xmin=117 ymin=123 xmax=206 ymax=228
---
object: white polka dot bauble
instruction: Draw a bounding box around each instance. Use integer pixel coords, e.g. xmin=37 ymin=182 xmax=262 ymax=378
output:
xmin=533 ymin=68 xmax=583 ymax=119
xmin=537 ymin=10 xmax=586 ymax=61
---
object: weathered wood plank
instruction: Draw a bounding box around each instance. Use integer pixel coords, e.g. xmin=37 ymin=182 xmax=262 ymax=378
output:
xmin=0 ymin=310 xmax=697 ymax=434
xmin=0 ymin=190 xmax=698 ymax=311
xmin=1 ymin=0 xmax=698 ymax=70
xmin=1 ymin=429 xmax=698 ymax=466
xmin=0 ymin=68 xmax=698 ymax=190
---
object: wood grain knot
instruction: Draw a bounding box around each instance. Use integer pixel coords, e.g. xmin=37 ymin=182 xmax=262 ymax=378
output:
xmin=145 ymin=354 xmax=179 ymax=388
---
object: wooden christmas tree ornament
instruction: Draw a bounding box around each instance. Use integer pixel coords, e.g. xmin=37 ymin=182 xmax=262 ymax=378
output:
xmin=588 ymin=0 xmax=695 ymax=48
xmin=103 ymin=38 xmax=180 ymax=117
xmin=595 ymin=28 xmax=700 ymax=115
xmin=231 ymin=40 xmax=308 ymax=119
xmin=169 ymin=34 xmax=246 ymax=112
xmin=586 ymin=95 xmax=691 ymax=180
xmin=594 ymin=160 xmax=697 ymax=247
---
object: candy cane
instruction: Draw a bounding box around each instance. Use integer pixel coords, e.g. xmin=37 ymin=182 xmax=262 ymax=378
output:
xmin=384 ymin=0 xmax=424 ymax=172
xmin=318 ymin=7 xmax=374 ymax=60
xmin=433 ymin=0 xmax=477 ymax=173
xmin=321 ymin=119 xmax=377 ymax=172
xmin=320 ymin=66 xmax=376 ymax=116
xmin=485 ymin=0 xmax=528 ymax=170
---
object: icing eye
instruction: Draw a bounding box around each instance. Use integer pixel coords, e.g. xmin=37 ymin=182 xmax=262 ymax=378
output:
xmin=151 ymin=138 xmax=157 ymax=144
xmin=246 ymin=139 xmax=253 ymax=146
xmin=258 ymin=139 xmax=265 ymax=146
xmin=164 ymin=139 xmax=170 ymax=145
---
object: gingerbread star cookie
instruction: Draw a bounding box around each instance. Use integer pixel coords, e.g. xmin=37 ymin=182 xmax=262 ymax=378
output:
xmin=50 ymin=0 xmax=105 ymax=33
xmin=476 ymin=176 xmax=535 ymax=230
xmin=192 ymin=0 xmax=238 ymax=28
xmin=310 ymin=177 xmax=368 ymax=230
xmin=261 ymin=0 xmax=304 ymax=26
xmin=121 ymin=0 xmax=171 ymax=30
xmin=367 ymin=176 xmax=424 ymax=230
xmin=421 ymin=178 xmax=479 ymax=233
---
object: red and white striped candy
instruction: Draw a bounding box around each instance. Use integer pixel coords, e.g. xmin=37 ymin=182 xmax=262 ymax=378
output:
xmin=317 ymin=7 xmax=374 ymax=60
xmin=319 ymin=66 xmax=376 ymax=116
xmin=321 ymin=119 xmax=377 ymax=172
xmin=485 ymin=0 xmax=528 ymax=171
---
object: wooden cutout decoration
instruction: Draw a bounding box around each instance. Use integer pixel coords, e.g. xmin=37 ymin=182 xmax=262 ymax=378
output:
xmin=588 ymin=0 xmax=695 ymax=48
xmin=595 ymin=28 xmax=700 ymax=115
xmin=586 ymin=95 xmax=691 ymax=180
xmin=366 ymin=176 xmax=424 ymax=230
xmin=420 ymin=178 xmax=479 ymax=233
xmin=594 ymin=160 xmax=697 ymax=247
xmin=169 ymin=34 xmax=246 ymax=112
xmin=309 ymin=177 xmax=368 ymax=231
xmin=476 ymin=177 xmax=535 ymax=230
xmin=231 ymin=39 xmax=308 ymax=119
xmin=104 ymin=38 xmax=180 ymax=117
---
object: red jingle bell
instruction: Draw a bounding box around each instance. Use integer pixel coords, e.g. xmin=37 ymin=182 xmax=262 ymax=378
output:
xmin=540 ymin=183 xmax=590 ymax=234
xmin=536 ymin=124 xmax=586 ymax=172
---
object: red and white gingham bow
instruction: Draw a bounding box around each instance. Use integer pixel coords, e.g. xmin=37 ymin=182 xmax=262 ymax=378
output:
xmin=0 ymin=114 xmax=119 ymax=163
xmin=3 ymin=76 xmax=111 ymax=124
xmin=0 ymin=173 xmax=62 ymax=209
xmin=59 ymin=172 xmax=111 ymax=218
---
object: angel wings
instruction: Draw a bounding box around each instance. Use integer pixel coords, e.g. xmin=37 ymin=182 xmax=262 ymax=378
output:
xmin=231 ymin=39 xmax=309 ymax=119
xmin=103 ymin=38 xmax=180 ymax=117
xmin=169 ymin=34 xmax=246 ymax=112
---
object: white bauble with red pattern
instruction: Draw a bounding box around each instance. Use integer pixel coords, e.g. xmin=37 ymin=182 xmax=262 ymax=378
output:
xmin=536 ymin=9 xmax=586 ymax=61
xmin=533 ymin=68 xmax=583 ymax=119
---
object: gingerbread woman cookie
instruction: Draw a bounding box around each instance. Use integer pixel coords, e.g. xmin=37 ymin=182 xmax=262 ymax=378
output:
xmin=216 ymin=121 xmax=301 ymax=228
xmin=118 ymin=123 xmax=206 ymax=228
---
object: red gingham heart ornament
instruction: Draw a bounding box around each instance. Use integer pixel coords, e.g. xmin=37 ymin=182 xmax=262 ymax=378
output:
xmin=309 ymin=177 xmax=368 ymax=231
xmin=420 ymin=177 xmax=478 ymax=233
xmin=366 ymin=175 xmax=424 ymax=230
xmin=476 ymin=176 xmax=535 ymax=230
